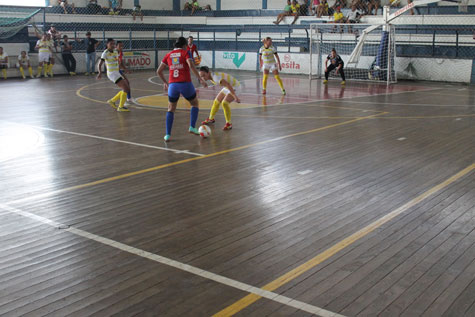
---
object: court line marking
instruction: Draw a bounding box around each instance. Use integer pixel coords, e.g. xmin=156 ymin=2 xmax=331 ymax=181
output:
xmin=337 ymin=100 xmax=475 ymax=108
xmin=0 ymin=203 xmax=344 ymax=317
xmin=6 ymin=113 xmax=386 ymax=206
xmin=213 ymin=163 xmax=475 ymax=317
xmin=2 ymin=121 xmax=204 ymax=157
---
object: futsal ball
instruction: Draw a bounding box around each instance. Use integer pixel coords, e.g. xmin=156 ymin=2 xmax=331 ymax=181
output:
xmin=199 ymin=125 xmax=211 ymax=138
xmin=194 ymin=55 xmax=202 ymax=66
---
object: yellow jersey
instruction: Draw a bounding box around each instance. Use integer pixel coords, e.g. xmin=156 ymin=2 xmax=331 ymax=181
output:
xmin=211 ymin=72 xmax=240 ymax=88
xmin=259 ymin=45 xmax=277 ymax=65
xmin=36 ymin=40 xmax=51 ymax=53
xmin=100 ymin=49 xmax=120 ymax=73
xmin=0 ymin=52 xmax=8 ymax=65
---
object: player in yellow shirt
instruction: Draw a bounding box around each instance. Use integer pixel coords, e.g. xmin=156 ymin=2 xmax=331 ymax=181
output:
xmin=0 ymin=47 xmax=8 ymax=79
xmin=259 ymin=37 xmax=285 ymax=95
xmin=199 ymin=66 xmax=241 ymax=130
xmin=97 ymin=38 xmax=131 ymax=112
xmin=290 ymin=0 xmax=301 ymax=25
xmin=16 ymin=51 xmax=34 ymax=79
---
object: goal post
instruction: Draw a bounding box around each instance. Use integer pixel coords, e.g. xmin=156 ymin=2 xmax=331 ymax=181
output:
xmin=309 ymin=23 xmax=397 ymax=85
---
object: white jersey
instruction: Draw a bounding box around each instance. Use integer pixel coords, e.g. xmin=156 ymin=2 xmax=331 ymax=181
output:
xmin=17 ymin=54 xmax=30 ymax=66
xmin=0 ymin=52 xmax=8 ymax=65
xmin=211 ymin=72 xmax=240 ymax=88
xmin=259 ymin=45 xmax=277 ymax=65
xmin=100 ymin=49 xmax=120 ymax=74
xmin=36 ymin=40 xmax=52 ymax=53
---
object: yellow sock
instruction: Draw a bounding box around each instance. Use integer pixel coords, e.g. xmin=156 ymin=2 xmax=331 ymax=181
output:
xmin=222 ymin=100 xmax=231 ymax=123
xmin=262 ymin=73 xmax=269 ymax=90
xmin=111 ymin=91 xmax=122 ymax=102
xmin=119 ymin=91 xmax=127 ymax=108
xmin=19 ymin=67 xmax=25 ymax=78
xmin=275 ymin=74 xmax=284 ymax=91
xmin=1 ymin=69 xmax=6 ymax=79
xmin=48 ymin=64 xmax=54 ymax=75
xmin=28 ymin=67 xmax=33 ymax=77
xmin=37 ymin=66 xmax=42 ymax=76
xmin=209 ymin=99 xmax=220 ymax=120
xmin=44 ymin=65 xmax=48 ymax=76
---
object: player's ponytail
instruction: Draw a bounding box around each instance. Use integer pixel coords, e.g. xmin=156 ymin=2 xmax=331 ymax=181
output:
xmin=174 ymin=37 xmax=187 ymax=48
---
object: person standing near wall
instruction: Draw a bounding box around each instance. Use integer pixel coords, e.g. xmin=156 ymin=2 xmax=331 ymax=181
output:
xmin=61 ymin=35 xmax=77 ymax=76
xmin=81 ymin=32 xmax=100 ymax=76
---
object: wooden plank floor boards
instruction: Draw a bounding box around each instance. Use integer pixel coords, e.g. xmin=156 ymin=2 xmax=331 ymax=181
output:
xmin=1 ymin=70 xmax=474 ymax=316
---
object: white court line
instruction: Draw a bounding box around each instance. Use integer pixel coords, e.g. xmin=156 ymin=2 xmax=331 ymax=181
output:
xmin=0 ymin=203 xmax=345 ymax=317
xmin=3 ymin=121 xmax=204 ymax=157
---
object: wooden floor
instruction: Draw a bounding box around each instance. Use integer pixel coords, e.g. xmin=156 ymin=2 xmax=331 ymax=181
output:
xmin=0 ymin=70 xmax=474 ymax=317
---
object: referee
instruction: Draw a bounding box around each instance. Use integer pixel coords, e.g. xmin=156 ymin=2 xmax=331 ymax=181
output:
xmin=324 ymin=48 xmax=346 ymax=85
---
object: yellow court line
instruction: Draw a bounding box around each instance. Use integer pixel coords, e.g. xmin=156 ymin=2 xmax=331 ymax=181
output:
xmin=7 ymin=113 xmax=386 ymax=206
xmin=213 ymin=163 xmax=475 ymax=317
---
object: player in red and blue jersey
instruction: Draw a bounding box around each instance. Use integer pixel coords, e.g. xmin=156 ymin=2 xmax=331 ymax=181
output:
xmin=157 ymin=36 xmax=207 ymax=142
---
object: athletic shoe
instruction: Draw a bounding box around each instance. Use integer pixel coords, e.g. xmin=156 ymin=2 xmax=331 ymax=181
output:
xmin=341 ymin=81 xmax=346 ymax=85
xmin=117 ymin=106 xmax=130 ymax=112
xmin=91 ymin=72 xmax=96 ymax=75
xmin=71 ymin=72 xmax=76 ymax=76
xmin=36 ymin=74 xmax=42 ymax=78
xmin=44 ymin=74 xmax=49 ymax=78
xmin=223 ymin=123 xmax=233 ymax=131
xmin=262 ymin=89 xmax=266 ymax=95
xmin=30 ymin=75 xmax=34 ymax=79
xmin=188 ymin=127 xmax=200 ymax=135
xmin=323 ymin=80 xmax=328 ymax=84
xmin=164 ymin=134 xmax=171 ymax=142
xmin=22 ymin=75 xmax=26 ymax=79
xmin=201 ymin=118 xmax=215 ymax=125
xmin=69 ymin=72 xmax=74 ymax=76
xmin=49 ymin=73 xmax=54 ymax=77
xmin=282 ymin=89 xmax=286 ymax=95
xmin=125 ymin=98 xmax=135 ymax=106
xmin=84 ymin=72 xmax=89 ymax=76
xmin=107 ymin=99 xmax=117 ymax=109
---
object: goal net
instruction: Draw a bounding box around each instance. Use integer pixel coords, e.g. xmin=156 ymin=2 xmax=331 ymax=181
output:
xmin=309 ymin=23 xmax=397 ymax=85
xmin=0 ymin=6 xmax=41 ymax=40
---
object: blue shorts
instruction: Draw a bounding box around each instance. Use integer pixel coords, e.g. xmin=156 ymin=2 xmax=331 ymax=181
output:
xmin=168 ymin=82 xmax=196 ymax=103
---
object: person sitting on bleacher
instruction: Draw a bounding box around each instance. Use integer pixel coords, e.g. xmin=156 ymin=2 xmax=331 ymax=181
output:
xmin=368 ymin=0 xmax=381 ymax=15
xmin=87 ymin=0 xmax=102 ymax=14
xmin=331 ymin=0 xmax=347 ymax=14
xmin=59 ymin=0 xmax=76 ymax=14
xmin=290 ymin=0 xmax=301 ymax=25
xmin=316 ymin=0 xmax=329 ymax=17
xmin=185 ymin=0 xmax=212 ymax=16
xmin=273 ymin=0 xmax=292 ymax=24
xmin=109 ymin=0 xmax=122 ymax=15
xmin=17 ymin=51 xmax=34 ymax=79
xmin=132 ymin=4 xmax=144 ymax=21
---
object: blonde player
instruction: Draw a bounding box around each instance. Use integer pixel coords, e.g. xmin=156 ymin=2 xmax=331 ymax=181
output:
xmin=259 ymin=37 xmax=285 ymax=95
xmin=35 ymin=34 xmax=52 ymax=77
xmin=0 ymin=47 xmax=8 ymax=79
xmin=16 ymin=51 xmax=34 ymax=79
xmin=199 ymin=66 xmax=241 ymax=131
xmin=46 ymin=33 xmax=55 ymax=77
xmin=97 ymin=38 xmax=131 ymax=112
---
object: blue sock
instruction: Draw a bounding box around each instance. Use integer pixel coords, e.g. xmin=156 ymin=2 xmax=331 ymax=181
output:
xmin=190 ymin=106 xmax=199 ymax=128
xmin=166 ymin=111 xmax=174 ymax=135
xmin=127 ymin=91 xmax=131 ymax=99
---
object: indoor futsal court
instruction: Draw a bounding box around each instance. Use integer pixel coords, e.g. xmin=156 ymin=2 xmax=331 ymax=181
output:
xmin=1 ymin=69 xmax=474 ymax=316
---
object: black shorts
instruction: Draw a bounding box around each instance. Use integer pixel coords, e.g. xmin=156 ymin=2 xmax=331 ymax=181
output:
xmin=114 ymin=77 xmax=123 ymax=84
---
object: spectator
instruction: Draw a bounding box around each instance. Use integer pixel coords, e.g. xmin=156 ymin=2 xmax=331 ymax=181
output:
xmin=80 ymin=32 xmax=101 ymax=75
xmin=368 ymin=0 xmax=381 ymax=15
xmin=310 ymin=0 xmax=319 ymax=15
xmin=331 ymin=0 xmax=347 ymax=13
xmin=0 ymin=47 xmax=8 ymax=79
xmin=346 ymin=5 xmax=363 ymax=33
xmin=185 ymin=0 xmax=211 ymax=16
xmin=59 ymin=0 xmax=76 ymax=14
xmin=132 ymin=4 xmax=144 ymax=21
xmin=87 ymin=0 xmax=102 ymax=14
xmin=298 ymin=0 xmax=308 ymax=15
xmin=109 ymin=0 xmax=122 ymax=15
xmin=331 ymin=6 xmax=345 ymax=32
xmin=47 ymin=24 xmax=61 ymax=52
xmin=61 ymin=35 xmax=77 ymax=76
xmin=273 ymin=0 xmax=292 ymax=25
xmin=317 ymin=0 xmax=329 ymax=17
xmin=290 ymin=0 xmax=301 ymax=25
